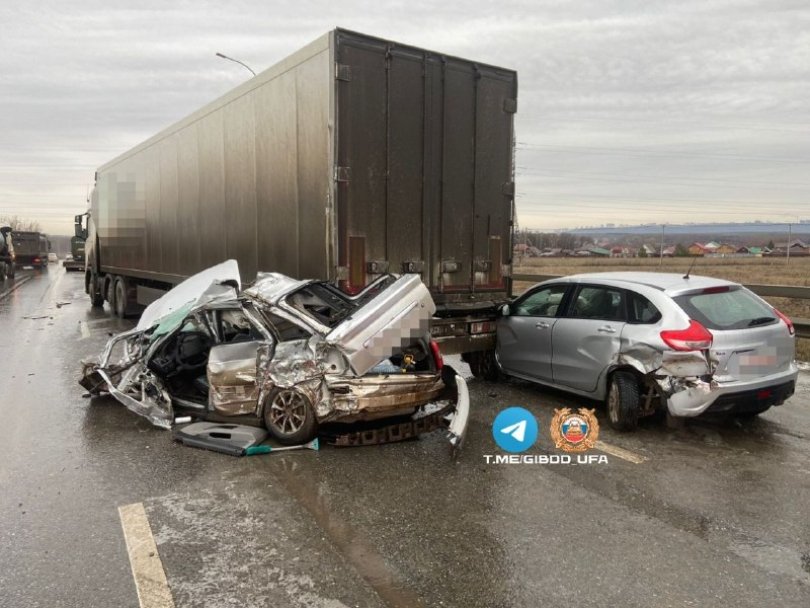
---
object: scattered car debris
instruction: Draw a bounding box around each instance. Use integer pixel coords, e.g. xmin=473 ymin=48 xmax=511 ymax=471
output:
xmin=56 ymin=301 xmax=71 ymax=308
xmin=244 ymin=438 xmax=319 ymax=456
xmin=173 ymin=422 xmax=268 ymax=456
xmin=80 ymin=260 xmax=470 ymax=454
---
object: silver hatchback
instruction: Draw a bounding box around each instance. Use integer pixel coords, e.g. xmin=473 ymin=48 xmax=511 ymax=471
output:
xmin=490 ymin=272 xmax=798 ymax=430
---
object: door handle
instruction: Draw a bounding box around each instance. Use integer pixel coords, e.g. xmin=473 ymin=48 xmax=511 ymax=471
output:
xmin=597 ymin=325 xmax=616 ymax=333
xmin=535 ymin=321 xmax=550 ymax=329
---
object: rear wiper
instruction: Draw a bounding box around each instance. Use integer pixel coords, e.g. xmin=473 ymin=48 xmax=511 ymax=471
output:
xmin=747 ymin=316 xmax=775 ymax=327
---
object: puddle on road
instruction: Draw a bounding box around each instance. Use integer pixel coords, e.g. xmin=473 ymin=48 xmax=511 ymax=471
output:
xmin=273 ymin=458 xmax=425 ymax=608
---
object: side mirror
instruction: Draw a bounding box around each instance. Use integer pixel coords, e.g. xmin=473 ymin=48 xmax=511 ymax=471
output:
xmin=500 ymin=303 xmax=511 ymax=317
xmin=74 ymin=223 xmax=83 ymax=238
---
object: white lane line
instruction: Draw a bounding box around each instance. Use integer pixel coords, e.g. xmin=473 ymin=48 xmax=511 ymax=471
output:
xmin=79 ymin=321 xmax=91 ymax=339
xmin=0 ymin=275 xmax=32 ymax=301
xmin=118 ymin=502 xmax=176 ymax=608
xmin=595 ymin=440 xmax=648 ymax=464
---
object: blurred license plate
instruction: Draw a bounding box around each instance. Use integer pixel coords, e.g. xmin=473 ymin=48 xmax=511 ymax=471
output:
xmin=740 ymin=354 xmax=777 ymax=366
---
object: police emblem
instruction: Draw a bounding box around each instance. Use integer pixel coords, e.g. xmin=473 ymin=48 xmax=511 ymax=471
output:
xmin=550 ymin=408 xmax=599 ymax=452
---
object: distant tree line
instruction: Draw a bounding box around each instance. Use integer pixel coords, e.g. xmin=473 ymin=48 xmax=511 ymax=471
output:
xmin=0 ymin=215 xmax=42 ymax=232
xmin=515 ymin=231 xmax=588 ymax=250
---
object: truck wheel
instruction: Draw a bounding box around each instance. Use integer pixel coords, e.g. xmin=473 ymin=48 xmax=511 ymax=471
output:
xmin=88 ymin=272 xmax=104 ymax=307
xmin=113 ymin=276 xmax=129 ymax=318
xmin=263 ymin=388 xmax=318 ymax=445
xmin=467 ymin=350 xmax=501 ymax=381
xmin=106 ymin=277 xmax=116 ymax=311
xmin=606 ymin=371 xmax=640 ymax=431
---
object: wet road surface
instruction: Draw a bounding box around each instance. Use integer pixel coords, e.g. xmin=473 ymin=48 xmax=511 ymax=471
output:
xmin=1 ymin=267 xmax=809 ymax=607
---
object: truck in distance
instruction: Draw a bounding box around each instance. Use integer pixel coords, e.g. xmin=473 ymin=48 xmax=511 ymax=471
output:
xmin=64 ymin=214 xmax=87 ymax=272
xmin=12 ymin=231 xmax=49 ymax=269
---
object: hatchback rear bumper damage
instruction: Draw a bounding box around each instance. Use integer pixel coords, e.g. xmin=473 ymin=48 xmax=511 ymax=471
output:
xmin=615 ymin=345 xmax=799 ymax=418
xmin=659 ymin=366 xmax=799 ymax=417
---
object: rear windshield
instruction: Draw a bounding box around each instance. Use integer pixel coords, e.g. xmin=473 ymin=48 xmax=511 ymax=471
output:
xmin=674 ymin=287 xmax=777 ymax=331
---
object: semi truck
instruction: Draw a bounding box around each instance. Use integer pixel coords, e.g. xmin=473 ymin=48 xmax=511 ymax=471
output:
xmin=64 ymin=214 xmax=87 ymax=271
xmin=12 ymin=231 xmax=49 ymax=269
xmin=84 ymin=28 xmax=517 ymax=368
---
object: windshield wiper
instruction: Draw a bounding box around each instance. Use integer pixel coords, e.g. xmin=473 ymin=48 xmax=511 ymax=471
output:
xmin=747 ymin=316 xmax=775 ymax=327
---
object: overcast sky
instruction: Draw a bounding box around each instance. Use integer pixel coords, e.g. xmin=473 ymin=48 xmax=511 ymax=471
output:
xmin=1 ymin=0 xmax=808 ymax=234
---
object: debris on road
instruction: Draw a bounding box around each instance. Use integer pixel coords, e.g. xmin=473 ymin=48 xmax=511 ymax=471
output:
xmin=173 ymin=422 xmax=268 ymax=456
xmin=244 ymin=438 xmax=319 ymax=455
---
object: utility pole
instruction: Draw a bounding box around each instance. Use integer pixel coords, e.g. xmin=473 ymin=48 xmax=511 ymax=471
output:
xmin=659 ymin=224 xmax=665 ymax=266
xmin=786 ymin=222 xmax=792 ymax=265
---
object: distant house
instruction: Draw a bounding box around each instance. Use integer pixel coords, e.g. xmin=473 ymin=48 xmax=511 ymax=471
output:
xmin=704 ymin=241 xmax=720 ymax=252
xmin=737 ymin=246 xmax=763 ymax=256
xmin=771 ymin=239 xmax=809 ymax=256
xmin=715 ymin=243 xmax=737 ymax=255
xmin=610 ymin=245 xmax=634 ymax=258
xmin=662 ymin=246 xmax=676 ymax=257
xmin=687 ymin=242 xmax=709 ymax=256
xmin=588 ymin=246 xmax=611 ymax=257
xmin=641 ymin=244 xmax=657 ymax=256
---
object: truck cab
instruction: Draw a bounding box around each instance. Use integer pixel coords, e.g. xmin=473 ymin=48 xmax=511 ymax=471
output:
xmin=0 ymin=226 xmax=15 ymax=280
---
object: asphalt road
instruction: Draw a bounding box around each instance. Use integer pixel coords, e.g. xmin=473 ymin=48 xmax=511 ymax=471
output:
xmin=1 ymin=266 xmax=809 ymax=608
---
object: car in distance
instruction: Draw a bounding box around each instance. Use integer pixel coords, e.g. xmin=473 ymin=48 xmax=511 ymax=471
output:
xmin=80 ymin=261 xmax=469 ymax=450
xmin=48 ymin=252 xmax=58 ymax=263
xmin=488 ymin=272 xmax=797 ymax=430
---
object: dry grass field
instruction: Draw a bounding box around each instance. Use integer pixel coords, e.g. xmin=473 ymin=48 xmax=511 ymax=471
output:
xmin=513 ymin=256 xmax=810 ymax=360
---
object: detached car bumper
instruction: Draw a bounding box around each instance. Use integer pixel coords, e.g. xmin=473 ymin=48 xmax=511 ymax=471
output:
xmin=664 ymin=363 xmax=799 ymax=417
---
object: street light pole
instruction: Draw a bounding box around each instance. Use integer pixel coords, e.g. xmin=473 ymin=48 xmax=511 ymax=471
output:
xmin=215 ymin=52 xmax=256 ymax=77
xmin=787 ymin=222 xmax=792 ymax=265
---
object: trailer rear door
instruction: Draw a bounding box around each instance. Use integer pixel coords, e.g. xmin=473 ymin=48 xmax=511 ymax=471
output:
xmin=334 ymin=30 xmax=516 ymax=306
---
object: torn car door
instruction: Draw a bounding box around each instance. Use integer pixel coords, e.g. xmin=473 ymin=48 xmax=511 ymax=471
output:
xmin=206 ymin=340 xmax=264 ymax=416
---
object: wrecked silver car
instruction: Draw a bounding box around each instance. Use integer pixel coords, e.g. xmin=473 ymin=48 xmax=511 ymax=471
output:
xmin=487 ymin=272 xmax=798 ymax=430
xmin=80 ymin=260 xmax=469 ymax=450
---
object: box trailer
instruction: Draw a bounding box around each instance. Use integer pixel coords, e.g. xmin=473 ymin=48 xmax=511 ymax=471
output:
xmin=85 ymin=28 xmax=517 ymax=359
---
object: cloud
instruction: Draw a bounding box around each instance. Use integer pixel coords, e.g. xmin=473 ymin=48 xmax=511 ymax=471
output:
xmin=0 ymin=0 xmax=808 ymax=233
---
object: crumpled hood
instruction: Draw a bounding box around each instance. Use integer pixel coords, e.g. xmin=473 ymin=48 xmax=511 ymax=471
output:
xmin=136 ymin=259 xmax=241 ymax=331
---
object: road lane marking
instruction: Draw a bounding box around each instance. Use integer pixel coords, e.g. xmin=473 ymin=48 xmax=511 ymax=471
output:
xmin=118 ymin=502 xmax=176 ymax=608
xmin=0 ymin=275 xmax=32 ymax=301
xmin=595 ymin=440 xmax=648 ymax=464
xmin=79 ymin=321 xmax=91 ymax=339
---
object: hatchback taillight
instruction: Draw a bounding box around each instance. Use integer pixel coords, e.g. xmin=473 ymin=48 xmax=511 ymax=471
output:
xmin=429 ymin=340 xmax=444 ymax=371
xmin=660 ymin=320 xmax=713 ymax=351
xmin=773 ymin=308 xmax=795 ymax=336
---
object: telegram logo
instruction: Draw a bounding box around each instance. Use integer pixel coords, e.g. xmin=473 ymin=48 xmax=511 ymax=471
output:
xmin=492 ymin=407 xmax=538 ymax=453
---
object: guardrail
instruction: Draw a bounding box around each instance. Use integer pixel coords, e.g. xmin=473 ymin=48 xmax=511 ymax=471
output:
xmin=511 ymin=273 xmax=810 ymax=339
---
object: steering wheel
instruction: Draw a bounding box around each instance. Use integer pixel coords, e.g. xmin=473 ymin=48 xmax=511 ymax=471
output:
xmin=173 ymin=331 xmax=211 ymax=372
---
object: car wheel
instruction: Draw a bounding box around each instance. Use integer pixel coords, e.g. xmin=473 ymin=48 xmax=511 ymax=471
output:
xmin=263 ymin=388 xmax=318 ymax=445
xmin=607 ymin=371 xmax=639 ymax=431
